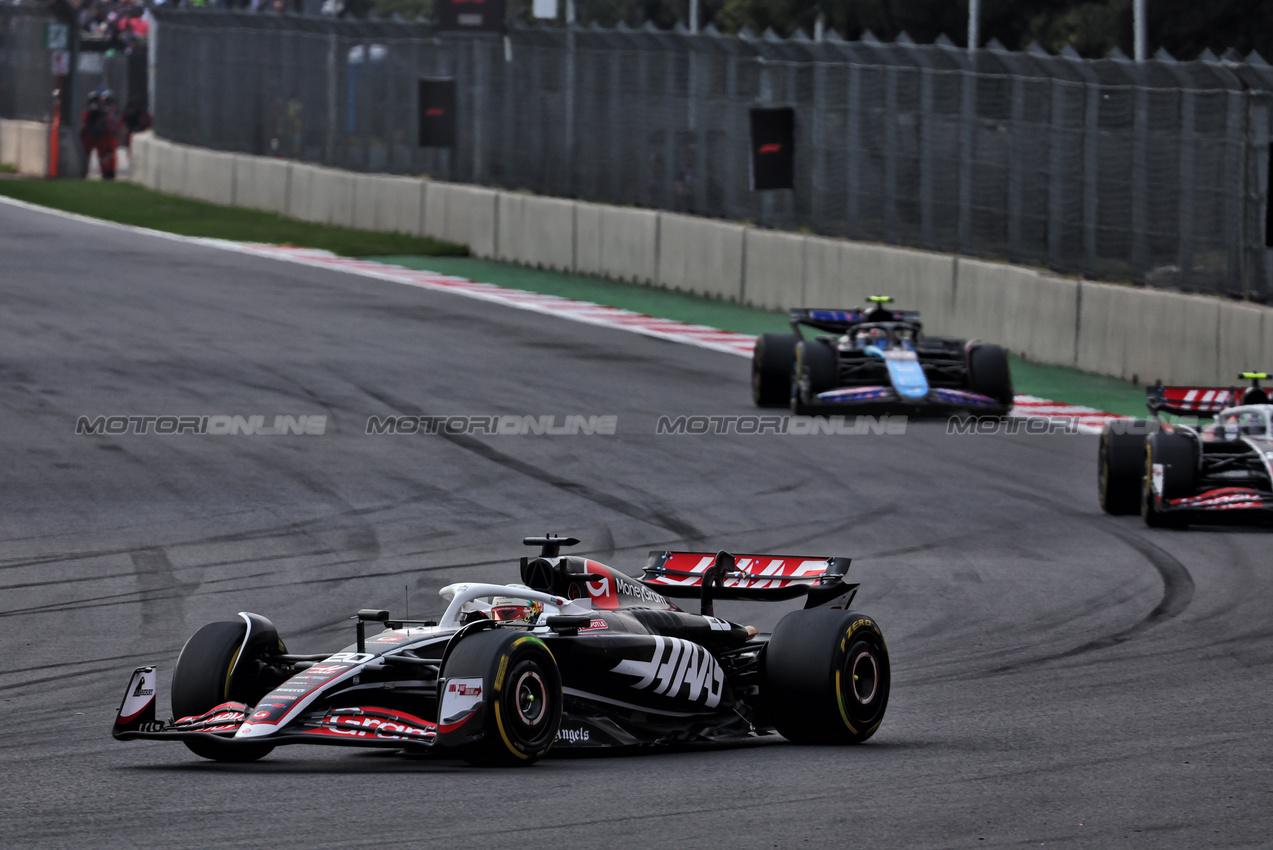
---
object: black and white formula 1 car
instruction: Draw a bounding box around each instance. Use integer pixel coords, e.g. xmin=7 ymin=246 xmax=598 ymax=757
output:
xmin=113 ymin=536 xmax=890 ymax=765
xmin=1099 ymin=373 xmax=1273 ymax=527
xmin=752 ymin=296 xmax=1014 ymax=416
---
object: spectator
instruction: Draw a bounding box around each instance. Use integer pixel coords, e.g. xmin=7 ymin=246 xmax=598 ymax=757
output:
xmin=80 ymin=89 xmax=121 ymax=180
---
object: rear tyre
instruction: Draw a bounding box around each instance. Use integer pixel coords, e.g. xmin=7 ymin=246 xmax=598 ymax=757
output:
xmin=1099 ymin=422 xmax=1148 ymax=515
xmin=792 ymin=340 xmax=839 ymax=412
xmin=443 ymin=630 xmax=562 ymax=766
xmin=752 ymin=333 xmax=798 ymax=407
xmin=1142 ymin=432 xmax=1197 ymax=529
xmin=172 ymin=621 xmax=275 ymax=763
xmin=763 ymin=609 xmax=890 ymax=744
xmin=968 ymin=344 xmax=1014 ymax=408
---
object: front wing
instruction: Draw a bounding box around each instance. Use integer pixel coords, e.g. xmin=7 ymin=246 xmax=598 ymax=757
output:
xmin=795 ymin=385 xmax=1007 ymax=417
xmin=112 ymin=666 xmax=469 ymax=752
xmin=1160 ymin=487 xmax=1273 ymax=516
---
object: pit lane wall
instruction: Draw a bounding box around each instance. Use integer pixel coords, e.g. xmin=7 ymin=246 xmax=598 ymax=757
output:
xmin=129 ymin=132 xmax=1273 ymax=388
xmin=0 ymin=119 xmax=50 ymax=177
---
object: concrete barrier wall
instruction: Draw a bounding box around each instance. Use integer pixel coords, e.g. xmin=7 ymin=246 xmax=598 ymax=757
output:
xmin=299 ymin=165 xmax=351 ymax=229
xmin=427 ymin=183 xmax=497 ymax=258
xmin=134 ymin=133 xmax=160 ymax=190
xmin=575 ymin=205 xmax=659 ymax=283
xmin=233 ymin=154 xmax=289 ymax=215
xmin=352 ymin=174 xmax=424 ymax=235
xmin=154 ymin=138 xmax=186 ymax=196
xmin=11 ymin=120 xmax=49 ymax=177
xmin=1218 ymin=302 xmax=1269 ymax=383
xmin=1076 ymin=283 xmax=1223 ymax=386
xmin=1 ymin=120 xmax=21 ymax=167
xmin=17 ymin=123 xmax=42 ymax=175
xmin=949 ymin=260 xmax=1080 ymax=366
xmin=184 ymin=148 xmax=236 ymax=206
xmin=498 ymin=194 xmax=576 ymax=271
xmin=129 ymin=133 xmax=151 ymax=188
xmin=285 ymin=163 xmax=319 ymax=224
xmin=127 ymin=134 xmax=1273 ymax=388
xmin=743 ymin=230 xmax=806 ymax=311
xmin=657 ymin=212 xmax=745 ymax=300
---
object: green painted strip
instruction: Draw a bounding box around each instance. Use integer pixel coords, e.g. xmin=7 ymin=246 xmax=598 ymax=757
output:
xmin=371 ymin=255 xmax=1152 ymax=418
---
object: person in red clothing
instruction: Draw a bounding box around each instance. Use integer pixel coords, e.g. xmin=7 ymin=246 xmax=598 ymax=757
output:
xmin=80 ymin=90 xmax=121 ymax=180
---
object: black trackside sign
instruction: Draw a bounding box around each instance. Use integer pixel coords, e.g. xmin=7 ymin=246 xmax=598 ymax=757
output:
xmin=418 ymin=79 xmax=457 ymax=149
xmin=749 ymin=107 xmax=795 ymax=191
xmin=433 ymin=0 xmax=506 ymax=33
xmin=417 ymin=78 xmax=458 ymax=148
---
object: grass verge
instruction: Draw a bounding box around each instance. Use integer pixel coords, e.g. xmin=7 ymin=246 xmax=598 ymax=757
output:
xmin=0 ymin=178 xmax=466 ymax=257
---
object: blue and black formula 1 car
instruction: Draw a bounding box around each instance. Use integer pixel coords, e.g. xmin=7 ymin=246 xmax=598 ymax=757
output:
xmin=752 ymin=297 xmax=1014 ymax=416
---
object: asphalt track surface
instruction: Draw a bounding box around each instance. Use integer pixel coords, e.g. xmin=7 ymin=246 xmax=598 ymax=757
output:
xmin=1 ymin=200 xmax=1270 ymax=849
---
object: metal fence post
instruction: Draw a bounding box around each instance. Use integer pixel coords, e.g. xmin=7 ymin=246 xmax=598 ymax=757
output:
xmin=1007 ymin=72 xmax=1025 ymax=257
xmin=884 ymin=64 xmax=898 ymax=243
xmin=812 ymin=60 xmax=828 ymax=226
xmin=326 ymin=29 xmax=337 ymax=166
xmin=758 ymin=57 xmax=773 ymax=226
xmin=1047 ymin=77 xmax=1067 ymax=267
xmin=1131 ymin=82 xmax=1149 ymax=275
xmin=1083 ymin=80 xmax=1100 ymax=275
xmin=957 ymin=68 xmax=974 ymax=252
xmin=846 ymin=62 xmax=861 ymax=237
xmin=1177 ymin=89 xmax=1196 ymax=287
xmin=724 ymin=54 xmax=740 ymax=219
xmin=565 ymin=27 xmax=575 ymax=197
xmin=919 ymin=67 xmax=935 ymax=247
xmin=1225 ymin=89 xmax=1244 ymax=294
xmin=472 ymin=38 xmax=483 ymax=184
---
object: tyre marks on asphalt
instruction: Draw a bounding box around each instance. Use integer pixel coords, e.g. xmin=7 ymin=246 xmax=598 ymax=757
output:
xmin=354 ymin=384 xmax=703 ymax=541
xmin=972 ymin=489 xmax=1196 ymax=676
xmin=130 ymin=547 xmax=195 ymax=638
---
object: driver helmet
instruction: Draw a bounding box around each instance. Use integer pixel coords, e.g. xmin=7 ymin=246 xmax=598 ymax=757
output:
xmin=866 ymin=326 xmax=889 ymax=349
xmin=1241 ymin=386 xmax=1269 ymax=406
xmin=491 ymin=584 xmax=543 ymax=624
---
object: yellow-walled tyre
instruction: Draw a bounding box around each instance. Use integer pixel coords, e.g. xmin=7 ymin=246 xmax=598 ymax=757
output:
xmin=1099 ymin=422 xmax=1147 ymax=515
xmin=763 ymin=609 xmax=890 ymax=744
xmin=442 ymin=630 xmax=562 ymax=766
xmin=172 ymin=621 xmax=275 ymax=763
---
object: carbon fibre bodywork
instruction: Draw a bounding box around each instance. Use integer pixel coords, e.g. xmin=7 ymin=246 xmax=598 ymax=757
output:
xmin=113 ymin=540 xmax=886 ymax=760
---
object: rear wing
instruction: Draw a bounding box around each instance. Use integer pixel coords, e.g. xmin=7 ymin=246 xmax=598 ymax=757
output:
xmin=1147 ymin=385 xmax=1237 ymax=417
xmin=1147 ymin=373 xmax=1270 ymax=417
xmin=790 ymin=308 xmax=922 ymax=335
xmin=642 ymin=551 xmax=857 ymax=613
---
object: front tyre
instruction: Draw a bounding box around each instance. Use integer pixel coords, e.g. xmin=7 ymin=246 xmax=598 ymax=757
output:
xmin=968 ymin=344 xmax=1014 ymax=408
xmin=792 ymin=340 xmax=839 ymax=413
xmin=763 ymin=609 xmax=890 ymax=744
xmin=172 ymin=621 xmax=275 ymax=763
xmin=443 ymin=630 xmax=562 ymax=766
xmin=1142 ymin=432 xmax=1197 ymax=529
xmin=753 ymin=333 xmax=798 ymax=406
xmin=1099 ymin=421 xmax=1147 ymax=515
